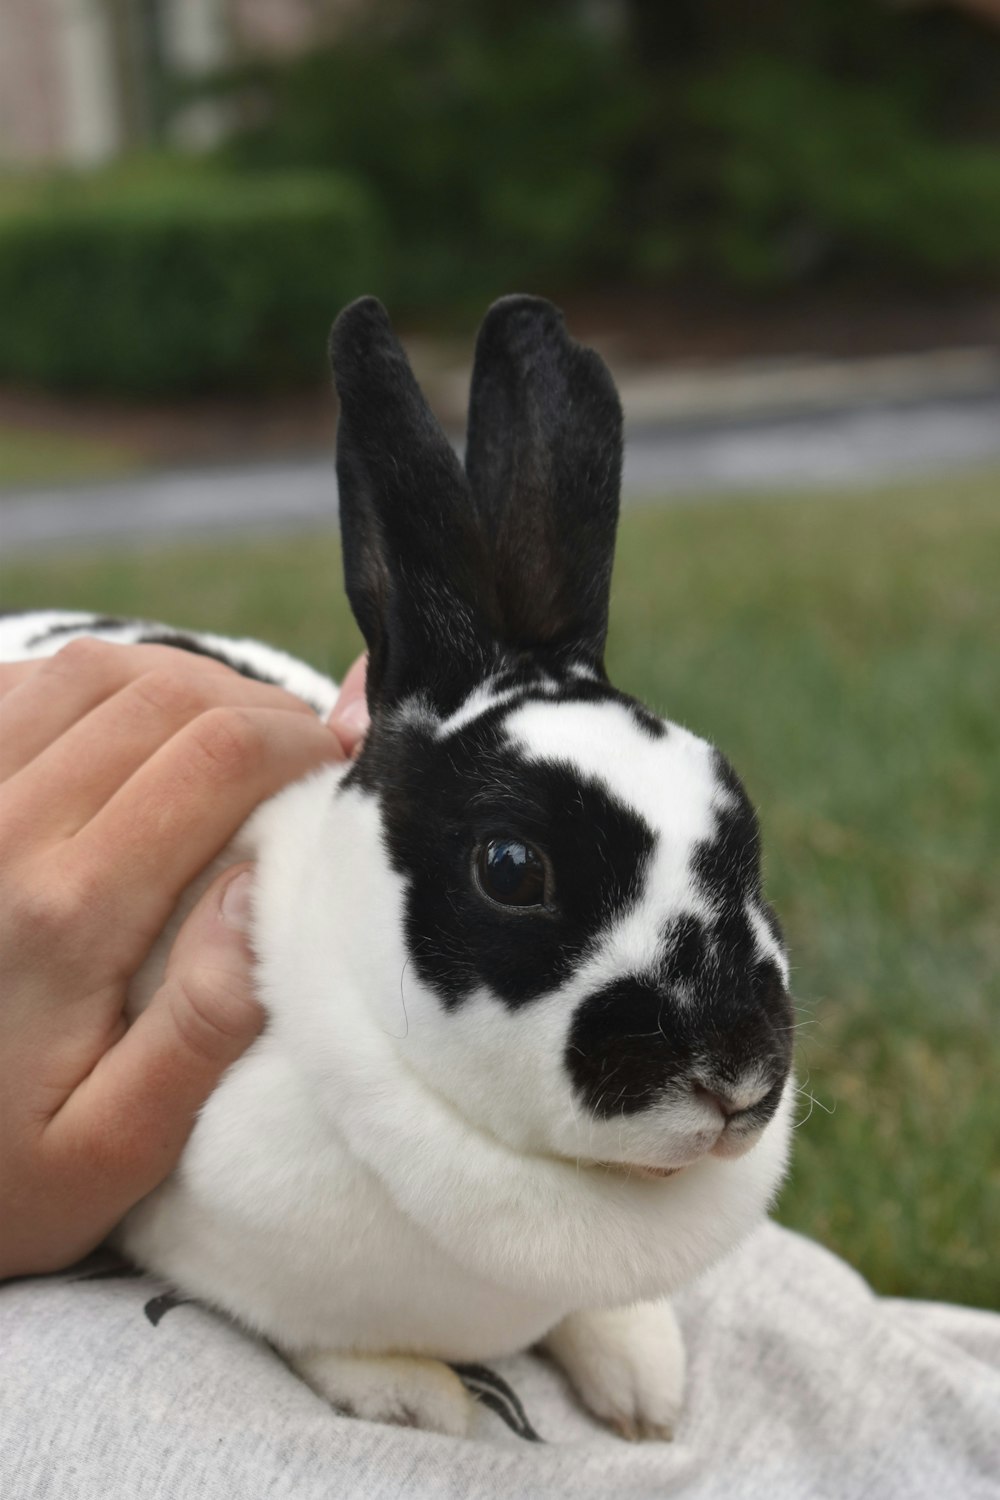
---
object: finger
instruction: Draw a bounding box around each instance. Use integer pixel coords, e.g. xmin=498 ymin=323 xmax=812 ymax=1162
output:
xmin=41 ymin=866 xmax=264 ymax=1220
xmin=2 ymin=653 xmax=323 ymax=836
xmin=328 ymin=653 xmax=369 ymax=758
xmin=68 ymin=704 xmax=342 ymax=949
xmin=0 ymin=638 xmax=245 ymax=781
xmin=0 ymin=660 xmax=39 ymax=701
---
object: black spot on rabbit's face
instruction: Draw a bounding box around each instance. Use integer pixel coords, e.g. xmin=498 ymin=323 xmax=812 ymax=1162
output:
xmin=691 ymin=750 xmax=761 ymax=909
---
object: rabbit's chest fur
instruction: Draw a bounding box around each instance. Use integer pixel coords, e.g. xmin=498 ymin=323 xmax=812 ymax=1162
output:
xmin=120 ymin=1039 xmax=572 ymax=1359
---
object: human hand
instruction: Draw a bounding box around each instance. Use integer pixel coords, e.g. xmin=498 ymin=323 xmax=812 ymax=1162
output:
xmin=0 ymin=640 xmax=368 ymax=1279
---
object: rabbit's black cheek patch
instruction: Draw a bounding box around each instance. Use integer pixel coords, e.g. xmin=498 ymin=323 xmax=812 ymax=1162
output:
xmin=566 ymin=978 xmax=693 ymax=1117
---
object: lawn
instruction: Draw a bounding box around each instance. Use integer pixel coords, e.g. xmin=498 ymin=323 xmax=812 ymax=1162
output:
xmin=0 ymin=425 xmax=142 ymax=488
xmin=2 ymin=471 xmax=998 ymax=1310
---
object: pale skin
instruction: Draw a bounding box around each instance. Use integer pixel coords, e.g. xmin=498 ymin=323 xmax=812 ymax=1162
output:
xmin=0 ymin=640 xmax=369 ymax=1280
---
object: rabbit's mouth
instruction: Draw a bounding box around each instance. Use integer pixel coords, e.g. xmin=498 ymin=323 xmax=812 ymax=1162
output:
xmin=626 ymin=1164 xmax=685 ymax=1180
xmin=592 ymin=1160 xmax=686 ymax=1180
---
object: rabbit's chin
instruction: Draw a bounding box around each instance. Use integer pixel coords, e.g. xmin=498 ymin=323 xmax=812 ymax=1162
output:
xmin=587 ymin=1114 xmax=773 ymax=1179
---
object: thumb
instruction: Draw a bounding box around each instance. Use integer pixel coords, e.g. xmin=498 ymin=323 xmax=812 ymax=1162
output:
xmin=159 ymin=863 xmax=263 ymax=1067
xmin=61 ymin=865 xmax=265 ymax=1207
xmin=131 ymin=862 xmax=264 ymax=1109
xmin=327 ymin=652 xmax=369 ymax=757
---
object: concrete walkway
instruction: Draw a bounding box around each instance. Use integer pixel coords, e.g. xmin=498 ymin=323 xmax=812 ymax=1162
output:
xmin=2 ymin=351 xmax=999 ymax=557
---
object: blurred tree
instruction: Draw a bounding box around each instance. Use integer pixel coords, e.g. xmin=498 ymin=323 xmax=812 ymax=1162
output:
xmin=214 ymin=4 xmax=649 ymax=305
xmin=895 ymin=0 xmax=1000 ymax=25
xmin=181 ymin=0 xmax=1000 ymax=303
xmin=99 ymin=0 xmax=171 ymax=147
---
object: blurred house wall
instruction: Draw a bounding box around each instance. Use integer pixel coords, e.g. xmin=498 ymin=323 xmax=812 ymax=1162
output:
xmin=228 ymin=0 xmax=357 ymax=57
xmin=0 ymin=0 xmax=119 ymax=165
xmin=0 ymin=0 xmax=357 ymax=167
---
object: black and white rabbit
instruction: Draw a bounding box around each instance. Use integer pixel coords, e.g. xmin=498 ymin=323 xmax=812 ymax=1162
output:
xmin=2 ymin=297 xmax=795 ymax=1439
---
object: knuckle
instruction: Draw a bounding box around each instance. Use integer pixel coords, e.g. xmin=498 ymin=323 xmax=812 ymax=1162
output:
xmin=11 ymin=884 xmax=64 ymax=940
xmin=187 ymin=707 xmax=263 ymax=779
xmin=131 ymin=666 xmax=213 ymax=721
xmin=12 ymin=871 xmax=94 ymax=939
xmin=48 ymin=636 xmax=117 ymax=677
xmin=143 ymin=642 xmax=232 ymax=679
xmin=170 ymin=968 xmax=258 ymax=1067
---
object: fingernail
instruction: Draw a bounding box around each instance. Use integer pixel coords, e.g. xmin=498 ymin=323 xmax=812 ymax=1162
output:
xmin=331 ymin=700 xmax=370 ymax=740
xmin=220 ymin=870 xmax=254 ymax=932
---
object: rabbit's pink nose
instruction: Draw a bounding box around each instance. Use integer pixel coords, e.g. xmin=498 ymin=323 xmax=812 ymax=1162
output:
xmin=692 ymin=1083 xmax=740 ymax=1119
xmin=693 ymin=1078 xmax=774 ymax=1120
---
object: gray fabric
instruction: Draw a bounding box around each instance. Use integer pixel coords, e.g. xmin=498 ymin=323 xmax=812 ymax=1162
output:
xmin=2 ymin=1223 xmax=998 ymax=1499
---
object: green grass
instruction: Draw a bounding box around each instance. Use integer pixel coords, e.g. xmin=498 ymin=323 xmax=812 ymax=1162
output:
xmin=2 ymin=471 xmax=998 ymax=1309
xmin=0 ymin=426 xmax=142 ymax=488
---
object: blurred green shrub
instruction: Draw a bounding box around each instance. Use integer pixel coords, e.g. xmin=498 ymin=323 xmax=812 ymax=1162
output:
xmin=220 ymin=14 xmax=649 ymax=306
xmin=210 ymin=3 xmax=1000 ymax=305
xmin=0 ymin=163 xmax=384 ymax=394
xmin=683 ymin=59 xmax=1000 ymax=286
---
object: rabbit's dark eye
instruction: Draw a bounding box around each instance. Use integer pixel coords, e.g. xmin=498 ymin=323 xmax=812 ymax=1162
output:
xmin=475 ymin=839 xmax=547 ymax=908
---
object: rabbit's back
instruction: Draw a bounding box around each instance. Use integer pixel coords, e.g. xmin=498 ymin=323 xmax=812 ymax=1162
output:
xmin=0 ymin=609 xmax=339 ymax=715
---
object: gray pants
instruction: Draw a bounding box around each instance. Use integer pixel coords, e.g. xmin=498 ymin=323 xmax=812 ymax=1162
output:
xmin=3 ymin=1223 xmax=998 ymax=1499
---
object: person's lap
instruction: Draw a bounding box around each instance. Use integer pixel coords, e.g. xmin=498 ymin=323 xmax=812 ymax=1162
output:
xmin=3 ymin=1223 xmax=998 ymax=1500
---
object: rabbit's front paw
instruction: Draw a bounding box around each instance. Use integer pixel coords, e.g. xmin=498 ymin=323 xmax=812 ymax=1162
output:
xmin=288 ymin=1349 xmax=474 ymax=1437
xmin=542 ymin=1299 xmax=685 ymax=1441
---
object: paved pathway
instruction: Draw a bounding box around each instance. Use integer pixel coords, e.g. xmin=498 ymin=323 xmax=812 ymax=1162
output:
xmin=2 ymin=391 xmax=999 ymax=557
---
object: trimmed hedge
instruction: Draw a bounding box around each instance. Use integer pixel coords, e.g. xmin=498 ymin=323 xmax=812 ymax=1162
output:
xmin=0 ymin=166 xmax=385 ymax=395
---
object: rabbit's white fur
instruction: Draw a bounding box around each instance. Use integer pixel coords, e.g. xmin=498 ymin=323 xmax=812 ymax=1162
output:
xmin=118 ymin=685 xmax=792 ymax=1392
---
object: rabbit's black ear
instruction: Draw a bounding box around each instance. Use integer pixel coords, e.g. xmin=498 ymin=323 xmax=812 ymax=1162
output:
xmin=331 ymin=298 xmax=497 ymax=715
xmin=464 ymin=296 xmax=623 ymax=672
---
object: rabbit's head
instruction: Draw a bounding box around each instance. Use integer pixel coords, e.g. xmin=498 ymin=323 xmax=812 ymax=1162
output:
xmin=329 ymin=297 xmax=793 ymax=1184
